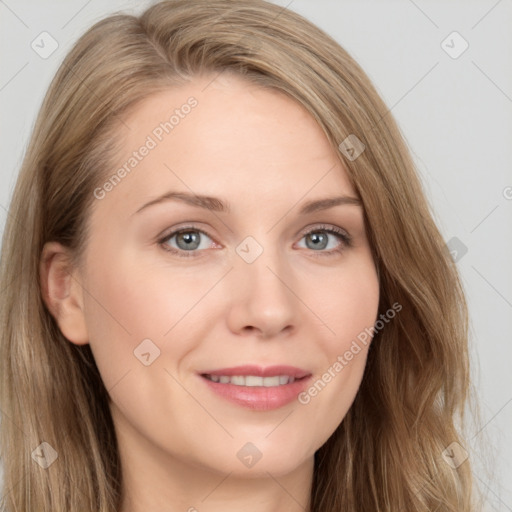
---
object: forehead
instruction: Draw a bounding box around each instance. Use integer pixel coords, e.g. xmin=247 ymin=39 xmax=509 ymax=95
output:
xmin=99 ymin=73 xmax=356 ymax=210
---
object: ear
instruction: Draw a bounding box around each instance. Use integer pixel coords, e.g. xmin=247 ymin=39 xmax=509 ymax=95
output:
xmin=39 ymin=241 xmax=89 ymax=345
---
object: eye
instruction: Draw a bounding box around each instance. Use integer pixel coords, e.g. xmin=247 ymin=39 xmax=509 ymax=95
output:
xmin=159 ymin=226 xmax=217 ymax=258
xmin=296 ymin=224 xmax=352 ymax=257
xmin=158 ymin=223 xmax=352 ymax=259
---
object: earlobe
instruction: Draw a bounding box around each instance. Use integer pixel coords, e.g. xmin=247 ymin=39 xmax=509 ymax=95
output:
xmin=39 ymin=241 xmax=89 ymax=345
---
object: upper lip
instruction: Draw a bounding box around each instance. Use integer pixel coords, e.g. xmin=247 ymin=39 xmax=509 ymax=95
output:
xmin=200 ymin=365 xmax=311 ymax=379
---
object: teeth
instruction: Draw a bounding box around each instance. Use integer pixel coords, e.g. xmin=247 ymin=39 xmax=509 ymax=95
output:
xmin=231 ymin=375 xmax=245 ymax=385
xmin=205 ymin=375 xmax=296 ymax=387
xmin=279 ymin=375 xmax=289 ymax=385
xmin=245 ymin=375 xmax=264 ymax=386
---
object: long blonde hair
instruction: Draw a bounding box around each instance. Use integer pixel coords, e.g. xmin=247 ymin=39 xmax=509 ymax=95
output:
xmin=0 ymin=1 xmax=478 ymax=510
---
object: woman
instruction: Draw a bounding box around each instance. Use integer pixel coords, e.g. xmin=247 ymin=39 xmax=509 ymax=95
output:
xmin=0 ymin=0 xmax=478 ymax=510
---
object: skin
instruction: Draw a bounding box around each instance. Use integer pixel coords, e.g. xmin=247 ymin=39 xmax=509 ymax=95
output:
xmin=40 ymin=73 xmax=380 ymax=512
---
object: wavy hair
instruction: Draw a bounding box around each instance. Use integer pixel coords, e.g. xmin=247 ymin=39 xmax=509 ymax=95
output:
xmin=0 ymin=0 xmax=478 ymax=510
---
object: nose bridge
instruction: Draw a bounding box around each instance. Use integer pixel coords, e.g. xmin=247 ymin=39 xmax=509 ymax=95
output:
xmin=238 ymin=238 xmax=290 ymax=301
xmin=227 ymin=235 xmax=297 ymax=336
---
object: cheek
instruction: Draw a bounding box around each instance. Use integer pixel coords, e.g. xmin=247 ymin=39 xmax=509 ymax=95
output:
xmin=313 ymin=253 xmax=380 ymax=347
xmin=79 ymin=243 xmax=160 ymax=387
xmin=331 ymin=257 xmax=379 ymax=367
xmin=300 ymin=255 xmax=379 ymax=420
xmin=79 ymin=243 xmax=224 ymax=388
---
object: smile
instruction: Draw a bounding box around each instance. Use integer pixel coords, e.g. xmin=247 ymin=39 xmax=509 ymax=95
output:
xmin=198 ymin=365 xmax=312 ymax=410
xmin=202 ymin=374 xmax=296 ymax=386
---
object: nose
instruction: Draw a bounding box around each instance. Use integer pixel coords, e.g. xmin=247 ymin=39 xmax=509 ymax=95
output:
xmin=225 ymin=247 xmax=298 ymax=339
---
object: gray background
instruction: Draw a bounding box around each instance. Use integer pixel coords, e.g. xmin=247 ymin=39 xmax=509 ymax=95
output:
xmin=1 ymin=0 xmax=511 ymax=509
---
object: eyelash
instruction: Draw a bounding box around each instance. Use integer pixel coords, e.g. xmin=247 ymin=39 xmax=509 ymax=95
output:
xmin=158 ymin=224 xmax=352 ymax=259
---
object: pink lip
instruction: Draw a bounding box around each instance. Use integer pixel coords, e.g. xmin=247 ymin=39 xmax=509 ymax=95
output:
xmin=199 ymin=365 xmax=312 ymax=411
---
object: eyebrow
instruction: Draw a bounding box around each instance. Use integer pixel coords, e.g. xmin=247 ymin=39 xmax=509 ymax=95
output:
xmin=133 ymin=191 xmax=362 ymax=216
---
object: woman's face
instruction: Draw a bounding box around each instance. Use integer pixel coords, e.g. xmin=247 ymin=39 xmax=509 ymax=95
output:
xmin=69 ymin=73 xmax=379 ymax=478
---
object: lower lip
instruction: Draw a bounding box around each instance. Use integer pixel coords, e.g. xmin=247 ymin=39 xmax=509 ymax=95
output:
xmin=200 ymin=375 xmax=312 ymax=411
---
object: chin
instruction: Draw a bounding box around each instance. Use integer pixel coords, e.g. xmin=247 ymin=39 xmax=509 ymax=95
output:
xmin=199 ymin=439 xmax=315 ymax=478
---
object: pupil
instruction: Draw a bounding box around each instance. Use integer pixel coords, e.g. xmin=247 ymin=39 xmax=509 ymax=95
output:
xmin=307 ymin=232 xmax=327 ymax=250
xmin=178 ymin=231 xmax=200 ymax=250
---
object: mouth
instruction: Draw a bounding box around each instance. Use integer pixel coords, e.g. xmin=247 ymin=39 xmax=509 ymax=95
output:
xmin=198 ymin=365 xmax=312 ymax=410
xmin=201 ymin=374 xmax=306 ymax=386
